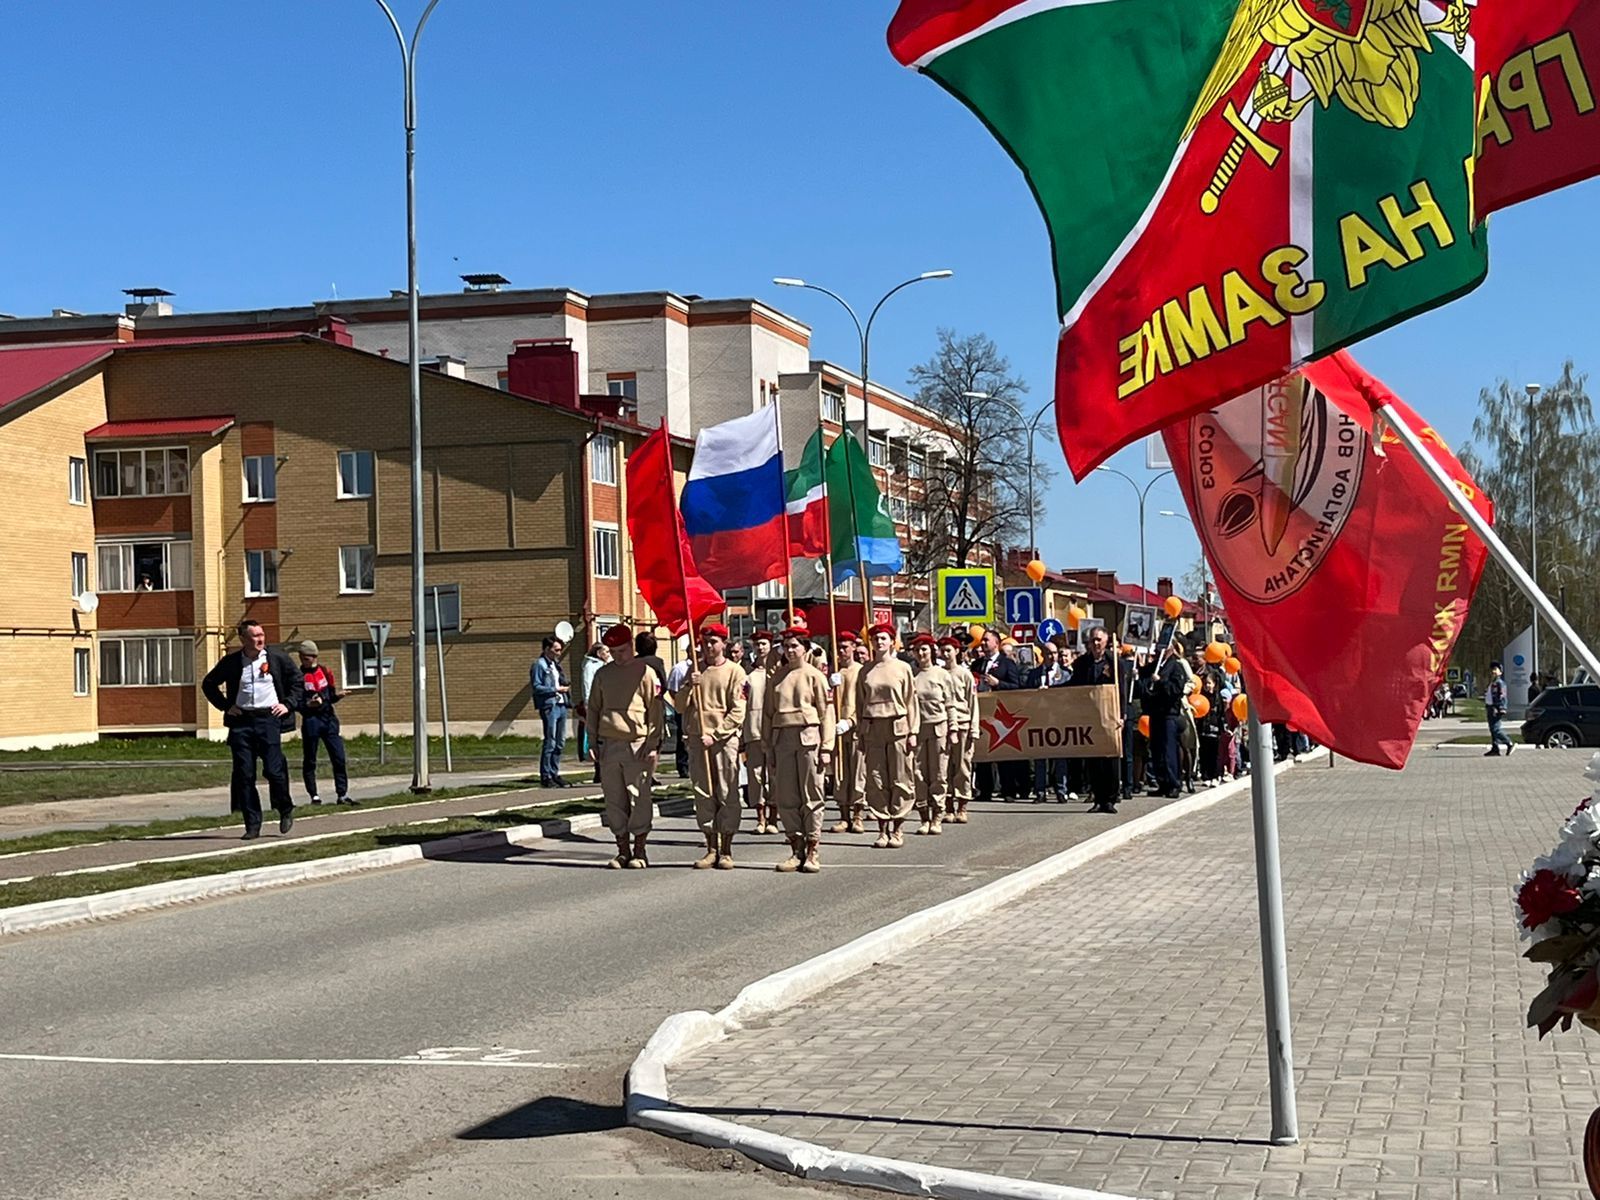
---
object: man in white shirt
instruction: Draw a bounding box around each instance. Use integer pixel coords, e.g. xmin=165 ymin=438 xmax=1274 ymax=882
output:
xmin=202 ymin=619 xmax=304 ymax=839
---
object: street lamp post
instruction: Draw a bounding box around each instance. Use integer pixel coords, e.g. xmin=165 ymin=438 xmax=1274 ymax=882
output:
xmin=961 ymin=392 xmax=1054 ymax=559
xmin=374 ymin=0 xmax=443 ymax=792
xmin=1095 ymin=465 xmax=1174 ymax=598
xmin=773 ymin=272 xmax=953 ymax=626
xmin=1526 ymin=382 xmax=1542 ymax=681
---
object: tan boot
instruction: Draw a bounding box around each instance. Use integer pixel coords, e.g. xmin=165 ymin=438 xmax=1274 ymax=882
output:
xmin=628 ymin=835 xmax=649 ymax=869
xmin=889 ymin=820 xmax=905 ymax=848
xmin=775 ymin=834 xmax=802 ymax=873
xmin=873 ymin=822 xmax=890 ymax=849
xmin=799 ymin=837 xmax=821 ymax=874
xmin=829 ymin=815 xmax=852 ymax=833
xmin=607 ymin=837 xmax=629 ymax=869
xmin=715 ymin=831 xmax=736 ymax=870
xmin=954 ymin=803 xmax=970 ymax=824
xmin=849 ymin=811 xmax=866 ymax=835
xmin=693 ymin=832 xmax=718 ymax=870
xmin=930 ymin=813 xmax=943 ymax=835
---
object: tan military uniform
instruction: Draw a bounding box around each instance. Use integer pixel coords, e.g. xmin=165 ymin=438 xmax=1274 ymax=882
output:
xmin=912 ymin=662 xmax=955 ymax=828
xmin=945 ymin=661 xmax=979 ymax=817
xmin=742 ymin=664 xmax=771 ymax=816
xmin=764 ymin=660 xmax=837 ymax=839
xmin=833 ymin=660 xmax=865 ymax=826
xmin=586 ymin=659 xmax=665 ymax=837
xmin=675 ymin=661 xmax=746 ymax=834
xmin=858 ymin=657 xmax=920 ymax=821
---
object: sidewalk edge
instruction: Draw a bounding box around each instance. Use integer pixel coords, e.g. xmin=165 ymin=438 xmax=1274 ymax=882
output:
xmin=1 ymin=798 xmax=691 ymax=938
xmin=626 ymin=752 xmax=1327 ymax=1200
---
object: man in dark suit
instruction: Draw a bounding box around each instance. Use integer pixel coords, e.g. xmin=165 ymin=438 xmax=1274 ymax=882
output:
xmin=973 ymin=630 xmax=1022 ymax=801
xmin=1068 ymin=627 xmax=1122 ymax=812
xmin=1140 ymin=639 xmax=1189 ymax=799
xmin=202 ymin=619 xmax=304 ymax=839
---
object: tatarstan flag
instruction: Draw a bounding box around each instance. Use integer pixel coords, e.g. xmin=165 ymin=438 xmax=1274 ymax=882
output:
xmin=888 ymin=0 xmax=1488 ymax=480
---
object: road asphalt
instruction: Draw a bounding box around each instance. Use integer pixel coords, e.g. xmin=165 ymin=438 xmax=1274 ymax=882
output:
xmin=0 ymin=787 xmax=1188 ymax=1199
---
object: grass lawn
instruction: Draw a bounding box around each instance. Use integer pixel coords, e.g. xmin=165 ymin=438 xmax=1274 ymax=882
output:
xmin=1442 ymin=734 xmax=1527 ymax=746
xmin=0 ymin=800 xmax=607 ymax=910
xmin=1453 ymin=698 xmax=1486 ymax=723
xmin=0 ymin=733 xmax=551 ymax=808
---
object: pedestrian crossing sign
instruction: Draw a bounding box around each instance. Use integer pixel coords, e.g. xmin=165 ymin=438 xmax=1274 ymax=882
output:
xmin=936 ymin=568 xmax=995 ymax=624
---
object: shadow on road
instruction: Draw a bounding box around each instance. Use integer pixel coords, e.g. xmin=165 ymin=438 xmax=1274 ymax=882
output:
xmin=459 ymin=1095 xmax=624 ymax=1140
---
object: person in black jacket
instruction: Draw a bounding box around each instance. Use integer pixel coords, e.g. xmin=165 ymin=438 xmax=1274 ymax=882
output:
xmin=295 ymin=640 xmax=352 ymax=806
xmin=1069 ymin=627 xmax=1123 ymax=812
xmin=972 ymin=630 xmax=1023 ymax=801
xmin=1139 ymin=639 xmax=1189 ymax=799
xmin=202 ymin=619 xmax=305 ymax=839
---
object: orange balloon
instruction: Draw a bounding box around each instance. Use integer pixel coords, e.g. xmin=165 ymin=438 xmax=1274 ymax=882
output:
xmin=1231 ymin=694 xmax=1250 ymax=722
xmin=1164 ymin=595 xmax=1185 ymax=619
xmin=1224 ymin=656 xmax=1242 ymax=676
xmin=969 ymin=624 xmax=986 ymax=647
xmin=1120 ymin=643 xmax=1135 ymax=657
xmin=1204 ymin=641 xmax=1228 ymax=664
xmin=1025 ymin=559 xmax=1047 ymax=583
xmin=1066 ymin=605 xmax=1085 ymax=631
xmin=1191 ymin=694 xmax=1212 ymax=719
xmin=1138 ymin=714 xmax=1151 ymax=738
xmin=1188 ymin=676 xmax=1202 ymax=695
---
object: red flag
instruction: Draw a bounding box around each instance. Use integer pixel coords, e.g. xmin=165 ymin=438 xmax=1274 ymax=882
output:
xmin=1162 ymin=352 xmax=1493 ymax=769
xmin=1476 ymin=0 xmax=1600 ymax=220
xmin=625 ymin=424 xmax=724 ymax=637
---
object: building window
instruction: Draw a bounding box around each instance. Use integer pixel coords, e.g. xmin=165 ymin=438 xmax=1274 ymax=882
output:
xmin=822 ymin=390 xmax=846 ymax=425
xmin=868 ymin=436 xmax=888 ymax=469
xmin=592 ymin=525 xmax=620 ymax=579
xmin=243 ymin=455 xmax=277 ymax=503
xmin=94 ymin=447 xmax=190 ymax=498
xmin=890 ymin=497 xmax=909 ymax=523
xmin=753 ymin=579 xmax=784 ymax=602
xmin=911 ymin=506 xmax=929 ymax=532
xmin=606 ymin=374 xmax=638 ymax=401
xmin=74 ymin=647 xmax=91 ymax=696
xmin=590 ymin=434 xmax=618 ymax=486
xmin=337 ymin=450 xmax=375 ymax=499
xmin=343 ymin=641 xmax=379 ymax=690
xmin=908 ymin=453 xmax=926 ymax=480
xmin=95 ymin=539 xmax=192 ymax=592
xmin=98 ymin=636 xmax=195 ymax=688
xmin=245 ymin=549 xmax=279 ymax=597
xmin=71 ymin=552 xmax=89 ymax=597
xmin=339 ymin=545 xmax=376 ymax=594
xmin=69 ymin=457 xmax=88 ymax=505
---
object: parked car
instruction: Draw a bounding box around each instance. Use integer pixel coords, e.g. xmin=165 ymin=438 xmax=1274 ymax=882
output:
xmin=1522 ymin=686 xmax=1600 ymax=749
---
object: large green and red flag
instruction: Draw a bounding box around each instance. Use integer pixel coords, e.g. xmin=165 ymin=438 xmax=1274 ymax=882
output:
xmin=1474 ymin=0 xmax=1600 ymax=220
xmin=888 ymin=0 xmax=1488 ymax=479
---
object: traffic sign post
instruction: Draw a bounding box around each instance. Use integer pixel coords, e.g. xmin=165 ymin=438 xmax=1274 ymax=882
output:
xmin=936 ymin=568 xmax=995 ymax=625
xmin=367 ymin=621 xmax=391 ymax=765
xmin=1003 ymin=587 xmax=1045 ymax=627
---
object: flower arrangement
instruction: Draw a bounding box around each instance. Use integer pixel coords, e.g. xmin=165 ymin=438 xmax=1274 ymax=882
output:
xmin=1519 ymin=752 xmax=1600 ymax=1037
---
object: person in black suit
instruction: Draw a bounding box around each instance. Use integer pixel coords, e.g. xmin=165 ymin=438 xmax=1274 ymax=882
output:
xmin=972 ymin=630 xmax=1022 ymax=801
xmin=1139 ymin=639 xmax=1189 ymax=799
xmin=202 ymin=619 xmax=305 ymax=839
xmin=1068 ymin=626 xmax=1122 ymax=812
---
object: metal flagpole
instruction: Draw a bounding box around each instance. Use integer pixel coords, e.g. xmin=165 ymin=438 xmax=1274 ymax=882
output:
xmin=1246 ymin=707 xmax=1299 ymax=1144
xmin=817 ymin=396 xmax=842 ymax=656
xmin=884 ymin=432 xmax=898 ymax=627
xmin=1378 ymin=404 xmax=1600 ymax=682
xmin=772 ymin=393 xmax=796 ymax=629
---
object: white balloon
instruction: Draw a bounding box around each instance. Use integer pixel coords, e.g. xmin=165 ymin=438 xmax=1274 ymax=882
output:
xmin=554 ymin=620 xmax=575 ymax=643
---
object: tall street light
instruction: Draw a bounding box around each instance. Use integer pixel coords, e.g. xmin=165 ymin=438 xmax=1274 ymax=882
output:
xmin=1161 ymin=509 xmax=1211 ymax=634
xmin=962 ymin=391 xmax=1053 ymax=559
xmin=773 ymin=271 xmax=953 ymax=623
xmin=375 ymin=0 xmax=443 ymax=792
xmin=1094 ymin=465 xmax=1174 ymax=598
xmin=1526 ymin=381 xmax=1542 ymax=681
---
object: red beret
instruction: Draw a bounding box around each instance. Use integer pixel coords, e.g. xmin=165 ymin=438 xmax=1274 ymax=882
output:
xmin=868 ymin=623 xmax=897 ymax=639
xmin=601 ymin=624 xmax=633 ymax=649
xmin=910 ymin=633 xmax=937 ymax=648
xmin=779 ymin=626 xmax=809 ymax=640
xmin=938 ymin=636 xmax=962 ymax=649
xmin=836 ymin=630 xmax=861 ymax=644
xmin=700 ymin=623 xmax=730 ymax=640
xmin=751 ymin=628 xmax=774 ymax=643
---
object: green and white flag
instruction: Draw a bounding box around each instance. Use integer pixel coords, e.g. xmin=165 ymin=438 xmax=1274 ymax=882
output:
xmin=826 ymin=434 xmax=902 ymax=585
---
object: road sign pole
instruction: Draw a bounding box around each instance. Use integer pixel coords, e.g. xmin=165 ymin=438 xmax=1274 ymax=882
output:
xmin=367 ymin=621 xmax=392 ymax=768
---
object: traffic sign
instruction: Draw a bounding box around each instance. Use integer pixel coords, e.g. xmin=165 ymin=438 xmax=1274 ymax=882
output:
xmin=1011 ymin=624 xmax=1034 ymax=642
xmin=1037 ymin=617 xmax=1066 ymax=644
xmin=366 ymin=621 xmax=392 ymax=653
xmin=424 ymin=584 xmax=461 ymax=637
xmin=936 ymin=568 xmax=995 ymax=624
xmin=1004 ymin=587 xmax=1044 ymax=627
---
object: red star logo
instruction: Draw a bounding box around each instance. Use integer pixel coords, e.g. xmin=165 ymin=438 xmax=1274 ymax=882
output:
xmin=983 ymin=702 xmax=1028 ymax=754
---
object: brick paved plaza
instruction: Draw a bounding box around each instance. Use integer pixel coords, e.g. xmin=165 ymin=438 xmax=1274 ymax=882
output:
xmin=669 ymin=736 xmax=1600 ymax=1198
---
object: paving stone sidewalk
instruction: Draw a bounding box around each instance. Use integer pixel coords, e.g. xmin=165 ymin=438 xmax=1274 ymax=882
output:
xmin=670 ymin=744 xmax=1600 ymax=1199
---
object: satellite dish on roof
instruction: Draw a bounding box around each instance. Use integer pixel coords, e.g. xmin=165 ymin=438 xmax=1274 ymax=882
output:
xmin=74 ymin=592 xmax=99 ymax=614
xmin=554 ymin=620 xmax=575 ymax=643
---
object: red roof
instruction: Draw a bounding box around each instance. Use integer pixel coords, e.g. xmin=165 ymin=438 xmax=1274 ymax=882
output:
xmin=85 ymin=416 xmax=235 ymax=440
xmin=0 ymin=343 xmax=114 ymax=414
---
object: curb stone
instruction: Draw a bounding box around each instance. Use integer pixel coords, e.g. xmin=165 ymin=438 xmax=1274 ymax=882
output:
xmin=626 ymin=753 xmax=1327 ymax=1200
xmin=0 ymin=797 xmax=692 ymax=938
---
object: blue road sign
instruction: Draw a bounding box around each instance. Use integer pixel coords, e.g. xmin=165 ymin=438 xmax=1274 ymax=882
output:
xmin=936 ymin=568 xmax=995 ymax=624
xmin=1037 ymin=617 xmax=1065 ymax=644
xmin=1004 ymin=587 xmax=1044 ymax=627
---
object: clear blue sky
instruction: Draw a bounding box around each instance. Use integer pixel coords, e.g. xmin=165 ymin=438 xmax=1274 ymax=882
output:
xmin=3 ymin=2 xmax=1594 ymax=592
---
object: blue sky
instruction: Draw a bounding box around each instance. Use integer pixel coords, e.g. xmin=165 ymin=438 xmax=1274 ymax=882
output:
xmin=3 ymin=2 xmax=1594 ymax=591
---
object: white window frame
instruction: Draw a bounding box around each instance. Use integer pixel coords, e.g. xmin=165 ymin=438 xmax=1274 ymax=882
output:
xmin=93 ymin=447 xmax=190 ymax=498
xmin=243 ymin=454 xmax=277 ymax=503
xmin=74 ymin=646 xmax=91 ymax=696
xmin=342 ymin=641 xmax=379 ymax=690
xmin=592 ymin=524 xmax=620 ymax=580
xmin=71 ymin=551 xmax=89 ymax=597
xmin=868 ymin=437 xmax=889 ymax=469
xmin=890 ymin=496 xmax=909 ymax=523
xmin=822 ymin=390 xmax=846 ymax=425
xmin=97 ymin=635 xmax=195 ymax=688
xmin=337 ymin=450 xmax=375 ymax=499
xmin=94 ymin=538 xmax=193 ymax=593
xmin=69 ymin=457 xmax=88 ymax=505
xmin=245 ymin=549 xmax=279 ymax=597
xmin=339 ymin=545 xmax=376 ymax=594
xmin=590 ymin=434 xmax=618 ymax=486
xmin=605 ymin=375 xmax=638 ymax=401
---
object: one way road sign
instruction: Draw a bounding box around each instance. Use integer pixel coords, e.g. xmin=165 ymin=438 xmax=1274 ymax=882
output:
xmin=936 ymin=568 xmax=995 ymax=624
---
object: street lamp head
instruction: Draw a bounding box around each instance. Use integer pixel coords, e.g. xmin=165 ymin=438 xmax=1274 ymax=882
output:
xmin=962 ymin=390 xmax=990 ymax=400
xmin=772 ymin=277 xmax=806 ymax=288
xmin=1159 ymin=510 xmax=1179 ymax=518
xmin=920 ymin=270 xmax=955 ymax=280
xmin=1526 ymin=383 xmax=1543 ymax=398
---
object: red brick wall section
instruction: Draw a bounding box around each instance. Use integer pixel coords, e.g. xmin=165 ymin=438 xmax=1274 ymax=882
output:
xmin=242 ymin=597 xmax=280 ymax=642
xmin=241 ymin=502 xmax=277 ymax=550
xmin=240 ymin=421 xmax=276 ymax=457
xmin=95 ymin=591 xmax=194 ymax=631
xmin=92 ymin=495 xmax=192 ymax=536
xmin=592 ymin=482 xmax=619 ymax=523
xmin=98 ymin=685 xmax=196 ymax=728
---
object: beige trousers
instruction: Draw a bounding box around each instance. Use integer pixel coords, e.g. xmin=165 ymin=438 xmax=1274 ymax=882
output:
xmin=947 ymin=728 xmax=976 ymax=811
xmin=599 ymin=738 xmax=655 ymax=837
xmin=744 ymin=740 xmax=770 ymax=810
xmin=835 ymin=732 xmax=865 ymax=818
xmin=690 ymin=733 xmax=743 ymax=834
xmin=770 ymin=725 xmax=825 ymax=839
xmin=863 ymin=718 xmax=914 ymax=821
xmin=915 ymin=727 xmax=950 ymax=821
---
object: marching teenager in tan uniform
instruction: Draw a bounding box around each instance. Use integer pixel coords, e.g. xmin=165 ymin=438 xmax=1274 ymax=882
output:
xmin=585 ymin=623 xmax=664 ymax=868
xmin=743 ymin=629 xmax=776 ymax=834
xmin=909 ymin=634 xmax=956 ymax=836
xmin=764 ymin=627 xmax=836 ymax=874
xmin=941 ymin=636 xmax=979 ymax=824
xmin=674 ymin=622 xmax=746 ymax=870
xmin=857 ymin=623 xmax=920 ymax=849
xmin=829 ymin=630 xmax=867 ymax=835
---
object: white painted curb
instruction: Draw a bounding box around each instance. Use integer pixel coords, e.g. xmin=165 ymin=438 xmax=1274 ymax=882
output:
xmin=627 ymin=752 xmax=1328 ymax=1200
xmin=1 ymin=797 xmax=691 ymax=938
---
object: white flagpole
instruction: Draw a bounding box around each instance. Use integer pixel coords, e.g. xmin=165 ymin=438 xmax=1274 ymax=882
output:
xmin=772 ymin=394 xmax=796 ymax=629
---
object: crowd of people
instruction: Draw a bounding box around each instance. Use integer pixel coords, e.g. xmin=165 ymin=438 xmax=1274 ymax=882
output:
xmin=558 ymin=616 xmax=1271 ymax=873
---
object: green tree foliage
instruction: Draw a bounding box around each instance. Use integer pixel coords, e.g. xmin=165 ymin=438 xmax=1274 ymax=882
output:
xmin=1455 ymin=362 xmax=1600 ymax=681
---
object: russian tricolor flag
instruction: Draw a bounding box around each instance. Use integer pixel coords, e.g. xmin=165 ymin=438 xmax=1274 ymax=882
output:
xmin=680 ymin=407 xmax=789 ymax=592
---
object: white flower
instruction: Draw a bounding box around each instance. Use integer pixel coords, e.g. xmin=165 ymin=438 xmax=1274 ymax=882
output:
xmin=1585 ymin=752 xmax=1600 ymax=784
xmin=1563 ymin=808 xmax=1600 ymax=852
xmin=1534 ymin=843 xmax=1588 ymax=881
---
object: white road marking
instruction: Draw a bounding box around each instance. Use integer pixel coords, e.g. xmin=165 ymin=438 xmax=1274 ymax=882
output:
xmin=0 ymin=1052 xmax=576 ymax=1069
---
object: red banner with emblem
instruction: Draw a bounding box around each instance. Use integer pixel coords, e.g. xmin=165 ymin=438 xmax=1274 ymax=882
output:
xmin=1475 ymin=0 xmax=1600 ymax=220
xmin=1162 ymin=352 xmax=1493 ymax=769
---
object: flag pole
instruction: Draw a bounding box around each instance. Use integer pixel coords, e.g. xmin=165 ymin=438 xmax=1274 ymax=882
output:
xmin=1377 ymin=403 xmax=1600 ymax=683
xmin=772 ymin=392 xmax=796 ymax=630
xmin=836 ymin=403 xmax=871 ymax=637
xmin=818 ymin=394 xmax=841 ymax=659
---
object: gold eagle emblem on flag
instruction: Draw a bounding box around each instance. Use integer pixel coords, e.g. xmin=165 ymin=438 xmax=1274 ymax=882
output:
xmin=1188 ymin=0 xmax=1473 ymax=214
